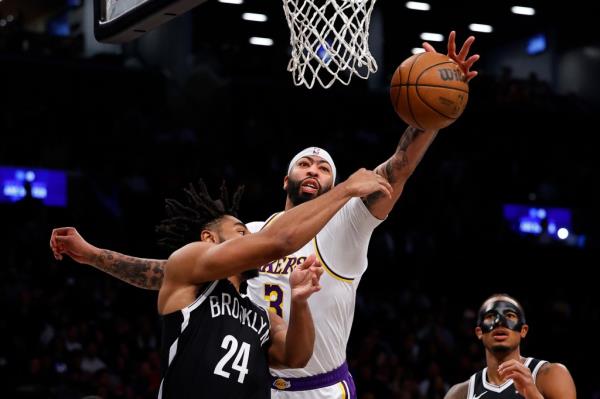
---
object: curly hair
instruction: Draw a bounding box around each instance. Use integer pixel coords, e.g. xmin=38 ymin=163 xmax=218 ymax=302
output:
xmin=156 ymin=179 xmax=244 ymax=251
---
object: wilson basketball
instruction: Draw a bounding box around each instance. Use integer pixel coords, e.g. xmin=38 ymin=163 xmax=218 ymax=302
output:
xmin=390 ymin=52 xmax=469 ymax=130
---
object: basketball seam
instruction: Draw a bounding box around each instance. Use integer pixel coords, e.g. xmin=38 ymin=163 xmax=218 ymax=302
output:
xmin=406 ymin=53 xmax=425 ymax=130
xmin=415 ymin=88 xmax=457 ymax=120
xmin=390 ymin=83 xmax=469 ymax=94
xmin=394 ymin=69 xmax=403 ymax=118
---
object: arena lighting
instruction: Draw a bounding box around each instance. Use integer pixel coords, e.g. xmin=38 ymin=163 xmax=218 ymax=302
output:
xmin=527 ymin=34 xmax=547 ymax=55
xmin=0 ymin=166 xmax=67 ymax=207
xmin=249 ymin=37 xmax=274 ymax=46
xmin=557 ymin=228 xmax=569 ymax=240
xmin=405 ymin=2 xmax=430 ymax=11
xmin=242 ymin=13 xmax=268 ymax=22
xmin=511 ymin=6 xmax=535 ymax=15
xmin=218 ymin=0 xmax=243 ymax=4
xmin=411 ymin=47 xmax=426 ymax=54
xmin=420 ymin=32 xmax=444 ymax=42
xmin=469 ymin=23 xmax=493 ymax=33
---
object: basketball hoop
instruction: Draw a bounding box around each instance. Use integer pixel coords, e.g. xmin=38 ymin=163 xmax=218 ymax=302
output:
xmin=282 ymin=0 xmax=378 ymax=89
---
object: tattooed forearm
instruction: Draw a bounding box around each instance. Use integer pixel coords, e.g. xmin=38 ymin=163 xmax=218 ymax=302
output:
xmin=363 ymin=127 xmax=434 ymax=209
xmin=91 ymin=250 xmax=166 ymax=290
xmin=391 ymin=126 xmax=427 ymax=179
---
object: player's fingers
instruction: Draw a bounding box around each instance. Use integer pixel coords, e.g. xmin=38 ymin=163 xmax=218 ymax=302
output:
xmin=52 ymin=227 xmax=73 ymax=236
xmin=375 ymin=174 xmax=393 ymax=192
xmin=422 ymin=42 xmax=437 ymax=53
xmin=379 ymin=177 xmax=393 ymax=192
xmin=499 ymin=364 xmax=527 ymax=378
xmin=55 ymin=236 xmax=73 ymax=247
xmin=467 ymin=71 xmax=478 ymax=82
xmin=314 ymin=266 xmax=324 ymax=277
xmin=465 ymin=54 xmax=480 ymax=69
xmin=312 ymin=274 xmax=319 ymax=286
xmin=458 ymin=36 xmax=475 ymax=60
xmin=310 ymin=267 xmax=324 ymax=281
xmin=378 ymin=183 xmax=393 ymax=199
xmin=447 ymin=31 xmax=456 ymax=56
xmin=300 ymin=255 xmax=316 ymax=270
xmin=498 ymin=359 xmax=522 ymax=370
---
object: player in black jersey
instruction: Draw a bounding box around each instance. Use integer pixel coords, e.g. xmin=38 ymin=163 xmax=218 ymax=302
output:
xmin=51 ymin=170 xmax=392 ymax=399
xmin=444 ymin=294 xmax=576 ymax=399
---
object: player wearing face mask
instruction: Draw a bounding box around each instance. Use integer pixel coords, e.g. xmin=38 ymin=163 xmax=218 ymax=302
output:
xmin=443 ymin=294 xmax=576 ymax=399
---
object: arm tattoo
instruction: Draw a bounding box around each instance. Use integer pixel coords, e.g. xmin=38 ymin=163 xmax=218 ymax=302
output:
xmin=363 ymin=127 xmax=426 ymax=207
xmin=91 ymin=250 xmax=166 ymax=290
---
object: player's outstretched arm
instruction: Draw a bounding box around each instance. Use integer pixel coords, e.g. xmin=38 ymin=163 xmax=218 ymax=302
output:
xmin=267 ymin=255 xmax=323 ymax=368
xmin=364 ymin=31 xmax=480 ymax=220
xmin=50 ymin=227 xmax=165 ymax=290
xmin=443 ymin=381 xmax=468 ymax=399
xmin=179 ymin=169 xmax=391 ymax=283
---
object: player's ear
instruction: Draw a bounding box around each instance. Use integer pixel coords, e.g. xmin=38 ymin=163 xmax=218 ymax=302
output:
xmin=283 ymin=175 xmax=289 ymax=190
xmin=475 ymin=326 xmax=483 ymax=340
xmin=201 ymin=230 xmax=217 ymax=243
xmin=520 ymin=324 xmax=528 ymax=338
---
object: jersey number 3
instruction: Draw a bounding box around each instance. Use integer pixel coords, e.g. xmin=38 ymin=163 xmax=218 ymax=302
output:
xmin=264 ymin=284 xmax=284 ymax=317
xmin=214 ymin=335 xmax=250 ymax=383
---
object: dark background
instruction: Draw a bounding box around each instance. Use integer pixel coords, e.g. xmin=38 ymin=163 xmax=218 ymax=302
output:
xmin=1 ymin=0 xmax=598 ymax=398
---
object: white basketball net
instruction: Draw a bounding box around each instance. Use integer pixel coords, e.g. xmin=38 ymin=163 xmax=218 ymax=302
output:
xmin=282 ymin=0 xmax=378 ymax=89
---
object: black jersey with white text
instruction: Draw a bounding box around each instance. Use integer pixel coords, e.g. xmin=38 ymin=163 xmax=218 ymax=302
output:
xmin=466 ymin=358 xmax=548 ymax=399
xmin=158 ymin=279 xmax=271 ymax=399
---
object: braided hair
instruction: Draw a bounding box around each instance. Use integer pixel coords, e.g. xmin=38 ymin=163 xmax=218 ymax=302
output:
xmin=156 ymin=180 xmax=244 ymax=251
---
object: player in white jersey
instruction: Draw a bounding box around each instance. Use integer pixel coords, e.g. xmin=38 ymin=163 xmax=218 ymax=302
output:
xmin=49 ymin=31 xmax=480 ymax=399
xmin=244 ymin=147 xmax=383 ymax=398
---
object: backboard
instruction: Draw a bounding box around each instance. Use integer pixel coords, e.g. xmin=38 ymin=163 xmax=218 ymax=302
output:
xmin=94 ymin=0 xmax=207 ymax=43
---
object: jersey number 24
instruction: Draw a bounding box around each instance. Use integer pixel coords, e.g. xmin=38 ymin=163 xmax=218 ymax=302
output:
xmin=214 ymin=335 xmax=250 ymax=383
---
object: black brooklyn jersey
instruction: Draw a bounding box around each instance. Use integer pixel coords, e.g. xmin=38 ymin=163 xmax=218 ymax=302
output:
xmin=158 ymin=279 xmax=272 ymax=399
xmin=467 ymin=358 xmax=548 ymax=399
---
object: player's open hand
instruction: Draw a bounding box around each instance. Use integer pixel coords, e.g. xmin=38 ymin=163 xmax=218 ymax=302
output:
xmin=423 ymin=31 xmax=479 ymax=81
xmin=498 ymin=359 xmax=540 ymax=398
xmin=344 ymin=168 xmax=393 ymax=199
xmin=50 ymin=227 xmax=98 ymax=264
xmin=290 ymin=254 xmax=324 ymax=302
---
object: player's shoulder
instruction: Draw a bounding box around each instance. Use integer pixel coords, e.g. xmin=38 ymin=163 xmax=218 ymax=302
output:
xmin=535 ymin=361 xmax=576 ymax=398
xmin=167 ymin=241 xmax=212 ymax=267
xmin=444 ymin=380 xmax=469 ymax=399
xmin=536 ymin=361 xmax=572 ymax=381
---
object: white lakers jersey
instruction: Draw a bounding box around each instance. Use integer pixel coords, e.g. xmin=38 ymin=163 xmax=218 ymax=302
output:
xmin=246 ymin=198 xmax=383 ymax=378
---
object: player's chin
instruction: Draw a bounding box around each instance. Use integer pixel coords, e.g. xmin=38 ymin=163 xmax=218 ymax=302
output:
xmin=490 ymin=343 xmax=512 ymax=353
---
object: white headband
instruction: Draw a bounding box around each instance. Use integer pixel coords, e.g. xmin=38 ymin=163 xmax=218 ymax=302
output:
xmin=288 ymin=147 xmax=337 ymax=182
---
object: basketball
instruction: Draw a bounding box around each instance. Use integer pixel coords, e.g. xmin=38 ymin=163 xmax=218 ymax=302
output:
xmin=390 ymin=52 xmax=469 ymax=130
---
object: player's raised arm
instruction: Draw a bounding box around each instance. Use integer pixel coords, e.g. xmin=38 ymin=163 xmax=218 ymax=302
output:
xmin=364 ymin=31 xmax=480 ymax=220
